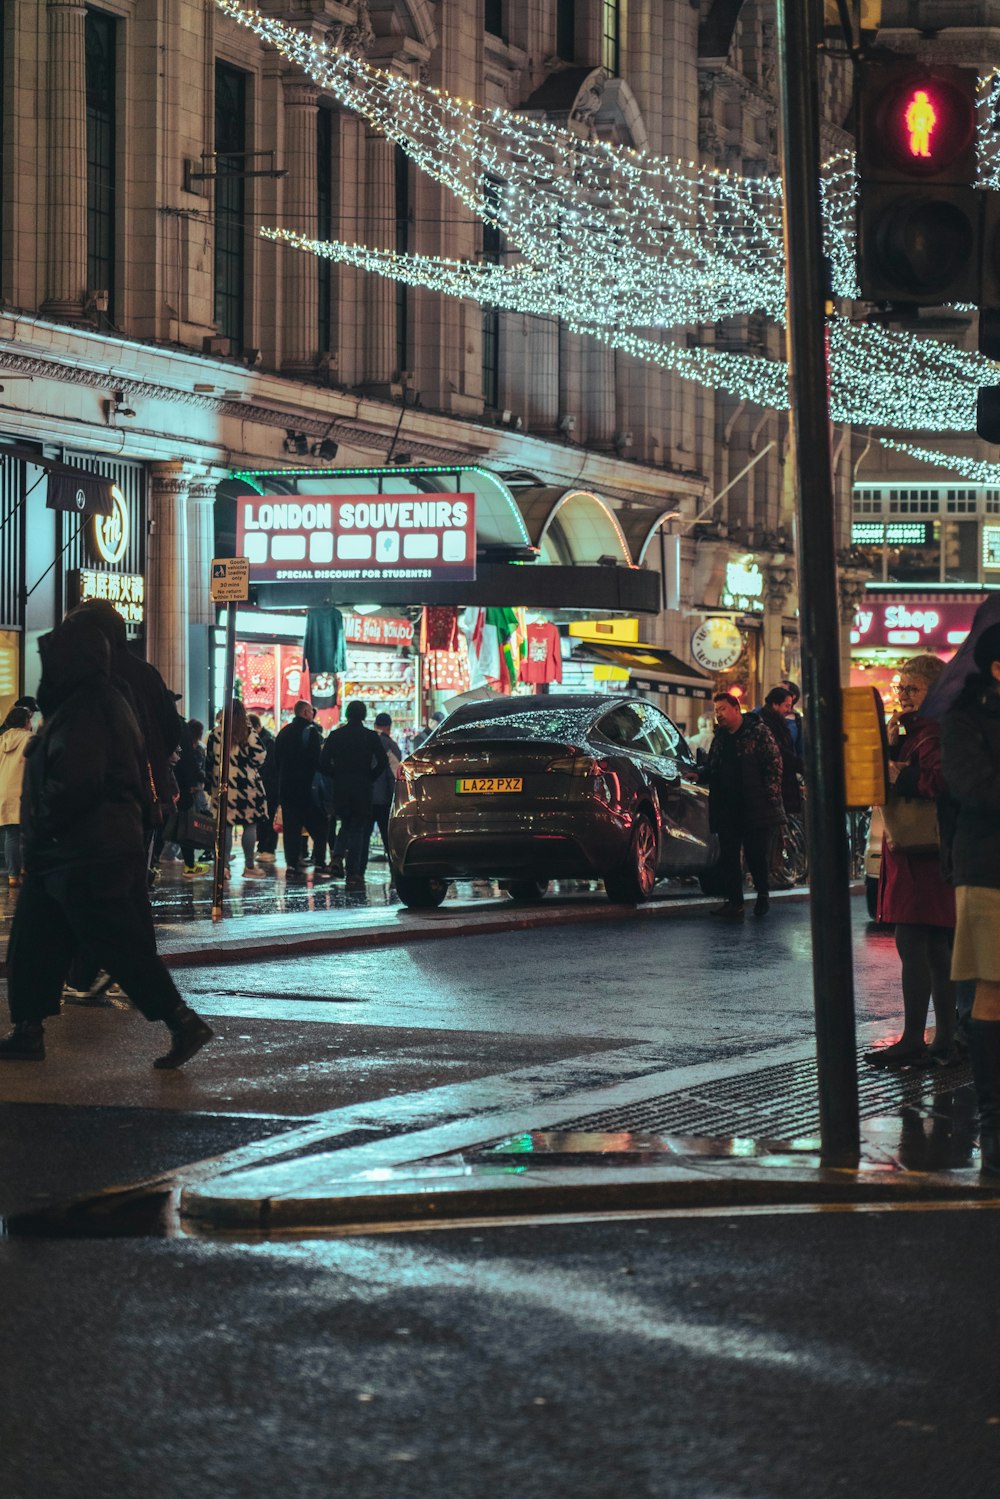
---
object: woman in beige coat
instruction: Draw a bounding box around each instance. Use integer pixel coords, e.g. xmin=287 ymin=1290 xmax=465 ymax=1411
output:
xmin=0 ymin=706 xmax=33 ymax=887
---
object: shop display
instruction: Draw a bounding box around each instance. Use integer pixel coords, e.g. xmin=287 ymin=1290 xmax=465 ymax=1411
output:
xmin=303 ymin=605 xmax=348 ymax=675
xmin=519 ymin=621 xmax=562 ymax=685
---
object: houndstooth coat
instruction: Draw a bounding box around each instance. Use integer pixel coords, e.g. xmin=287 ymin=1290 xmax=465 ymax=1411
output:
xmin=206 ymin=725 xmax=267 ymax=826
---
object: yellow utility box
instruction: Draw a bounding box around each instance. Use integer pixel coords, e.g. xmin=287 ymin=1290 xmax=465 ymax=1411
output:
xmin=842 ymin=686 xmax=889 ymax=809
xmin=568 ymin=618 xmax=639 ymax=645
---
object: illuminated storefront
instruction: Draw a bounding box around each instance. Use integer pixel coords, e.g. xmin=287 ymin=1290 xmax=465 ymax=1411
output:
xmin=0 ymin=441 xmax=147 ymax=713
xmin=849 ymin=589 xmax=989 ymax=705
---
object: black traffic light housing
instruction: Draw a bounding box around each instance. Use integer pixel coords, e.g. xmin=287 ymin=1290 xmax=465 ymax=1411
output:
xmin=857 ymin=60 xmax=981 ymax=306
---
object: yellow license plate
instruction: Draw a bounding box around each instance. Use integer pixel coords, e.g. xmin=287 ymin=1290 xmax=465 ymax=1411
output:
xmin=456 ymin=777 xmax=523 ymax=794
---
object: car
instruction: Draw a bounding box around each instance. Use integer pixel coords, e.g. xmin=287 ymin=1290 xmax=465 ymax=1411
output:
xmin=387 ymin=694 xmax=718 ymax=909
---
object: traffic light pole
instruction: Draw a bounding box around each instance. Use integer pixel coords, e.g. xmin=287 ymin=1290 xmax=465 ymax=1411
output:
xmin=776 ymin=0 xmax=860 ymax=1165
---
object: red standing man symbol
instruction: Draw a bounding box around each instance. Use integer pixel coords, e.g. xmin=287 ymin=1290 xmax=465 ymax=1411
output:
xmin=905 ymin=89 xmax=937 ymax=158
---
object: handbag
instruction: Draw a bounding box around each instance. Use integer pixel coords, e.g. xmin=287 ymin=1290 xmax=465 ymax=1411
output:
xmin=178 ymin=803 xmax=216 ymax=847
xmin=881 ymin=792 xmax=940 ymax=853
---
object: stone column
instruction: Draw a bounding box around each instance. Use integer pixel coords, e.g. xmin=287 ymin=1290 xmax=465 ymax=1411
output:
xmin=585 ymin=340 xmax=616 ymax=448
xmin=363 ymin=130 xmax=396 ymax=387
xmin=147 ymin=463 xmax=191 ymax=700
xmin=281 ymin=76 xmax=321 ymax=375
xmin=762 ymin=561 xmax=795 ymax=691
xmin=43 ymin=2 xmax=88 ymax=320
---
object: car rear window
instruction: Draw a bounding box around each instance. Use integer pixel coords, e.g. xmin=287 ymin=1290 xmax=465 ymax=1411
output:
xmin=432 ymin=707 xmax=596 ymax=743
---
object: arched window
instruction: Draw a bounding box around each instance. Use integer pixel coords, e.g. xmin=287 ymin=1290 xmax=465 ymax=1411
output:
xmin=601 ymin=0 xmax=620 ymax=76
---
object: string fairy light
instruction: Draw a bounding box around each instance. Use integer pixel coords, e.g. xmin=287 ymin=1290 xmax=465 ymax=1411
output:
xmin=216 ymin=0 xmax=1000 ymax=470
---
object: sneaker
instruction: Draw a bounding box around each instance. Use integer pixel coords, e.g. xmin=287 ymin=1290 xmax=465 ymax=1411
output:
xmin=63 ymin=970 xmax=116 ymax=1006
xmin=313 ymin=863 xmax=332 ymax=877
xmin=257 ymin=851 xmax=277 ymax=864
xmin=0 ymin=1022 xmax=45 ymax=1060
xmin=327 ymin=860 xmax=345 ymax=878
xmin=345 ymin=874 xmax=367 ymax=892
xmin=153 ymin=1005 xmax=213 ymax=1070
xmin=242 ymin=865 xmax=265 ymax=878
xmin=182 ymin=863 xmax=212 ymax=877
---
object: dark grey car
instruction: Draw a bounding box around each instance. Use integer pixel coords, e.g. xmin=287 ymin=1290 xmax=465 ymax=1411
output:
xmin=388 ymin=694 xmax=718 ymax=908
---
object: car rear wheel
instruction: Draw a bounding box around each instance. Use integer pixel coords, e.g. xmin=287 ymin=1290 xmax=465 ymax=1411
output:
xmin=392 ymin=871 xmax=450 ymax=909
xmin=506 ymin=878 xmax=549 ymax=903
xmin=603 ymin=812 xmax=658 ymax=904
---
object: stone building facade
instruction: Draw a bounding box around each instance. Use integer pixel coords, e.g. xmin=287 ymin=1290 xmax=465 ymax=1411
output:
xmin=0 ymin=0 xmax=923 ymax=722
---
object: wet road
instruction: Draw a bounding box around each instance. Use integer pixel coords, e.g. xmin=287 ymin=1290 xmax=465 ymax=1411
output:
xmin=0 ymin=898 xmax=909 ymax=1218
xmin=2 ymin=1205 xmax=997 ymax=1498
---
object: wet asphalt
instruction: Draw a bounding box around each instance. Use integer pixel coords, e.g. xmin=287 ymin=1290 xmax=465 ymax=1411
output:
xmin=0 ymin=897 xmax=907 ymax=1219
xmin=1 ymin=1207 xmax=997 ymax=1498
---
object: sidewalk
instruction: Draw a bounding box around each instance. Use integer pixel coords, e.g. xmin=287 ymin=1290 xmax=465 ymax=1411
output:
xmin=179 ymin=1024 xmax=996 ymax=1234
xmin=0 ymin=854 xmax=816 ymax=970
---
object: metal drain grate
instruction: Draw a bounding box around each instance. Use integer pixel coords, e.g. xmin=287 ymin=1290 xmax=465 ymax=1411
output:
xmin=546 ymin=1053 xmax=973 ymax=1142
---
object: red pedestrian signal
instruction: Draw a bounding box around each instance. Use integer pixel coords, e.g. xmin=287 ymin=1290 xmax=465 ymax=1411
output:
xmin=857 ymin=61 xmax=981 ymax=305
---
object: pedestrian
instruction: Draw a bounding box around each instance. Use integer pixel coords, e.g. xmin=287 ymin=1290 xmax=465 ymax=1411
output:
xmin=758 ymin=686 xmax=804 ymax=816
xmin=370 ymin=711 xmax=402 ymax=859
xmin=0 ymin=696 xmax=37 ymax=735
xmin=941 ymin=621 xmax=1000 ymax=1175
xmin=0 ymin=618 xmax=212 ymax=1066
xmin=0 ymin=705 xmax=32 ymax=888
xmin=780 ymin=679 xmax=804 ymax=755
xmin=248 ymin=714 xmax=279 ymax=863
xmin=274 ymin=699 xmax=324 ymax=873
xmin=686 ymin=712 xmax=715 ymax=759
xmin=319 ymin=700 xmax=388 ymax=891
xmin=173 ymin=718 xmax=212 ymax=877
xmin=701 ymin=691 xmax=784 ymax=919
xmin=206 ymin=700 xmax=267 ymax=878
xmin=413 ymin=709 xmax=444 ymax=749
xmin=867 ymin=654 xmax=957 ymax=1069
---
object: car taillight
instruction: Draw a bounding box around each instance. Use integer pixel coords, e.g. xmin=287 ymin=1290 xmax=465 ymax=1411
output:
xmin=546 ymin=754 xmax=602 ymax=776
xmin=397 ymin=758 xmax=435 ymax=783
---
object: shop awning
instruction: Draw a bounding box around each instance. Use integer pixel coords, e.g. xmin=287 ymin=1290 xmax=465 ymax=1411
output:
xmin=571 ymin=641 xmax=714 ymax=699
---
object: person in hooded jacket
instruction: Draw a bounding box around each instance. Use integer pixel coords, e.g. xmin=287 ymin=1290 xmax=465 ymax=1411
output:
xmin=0 ymin=619 xmax=212 ymax=1067
xmin=0 ymin=705 xmax=32 ymax=887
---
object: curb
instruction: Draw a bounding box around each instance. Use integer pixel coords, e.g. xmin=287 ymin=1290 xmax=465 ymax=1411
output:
xmin=157 ymin=883 xmax=825 ymax=971
xmin=179 ymin=1159 xmax=1000 ymax=1233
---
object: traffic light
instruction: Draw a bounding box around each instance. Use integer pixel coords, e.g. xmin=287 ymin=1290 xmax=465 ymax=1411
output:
xmin=857 ymin=61 xmax=981 ymax=305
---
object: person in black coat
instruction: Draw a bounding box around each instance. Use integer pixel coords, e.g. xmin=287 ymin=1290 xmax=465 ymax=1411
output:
xmin=248 ymin=714 xmax=279 ymax=860
xmin=758 ymin=686 xmax=804 ymax=816
xmin=702 ymin=692 xmax=784 ymax=919
xmin=0 ymin=619 xmax=212 ymax=1066
xmin=274 ymin=699 xmax=324 ymax=872
xmin=320 ymin=700 xmax=388 ymax=890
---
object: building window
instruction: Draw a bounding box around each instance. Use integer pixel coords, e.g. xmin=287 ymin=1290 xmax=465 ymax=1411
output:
xmin=395 ymin=144 xmax=410 ymax=380
xmin=214 ymin=63 xmax=247 ymax=350
xmin=485 ymin=1 xmax=503 ymax=38
xmin=556 ymin=0 xmax=575 ymax=60
xmin=482 ymin=178 xmax=503 ymax=409
xmin=317 ymin=108 xmax=333 ymax=356
xmin=601 ymin=0 xmax=620 ymax=75
xmin=85 ymin=9 xmax=116 ymax=318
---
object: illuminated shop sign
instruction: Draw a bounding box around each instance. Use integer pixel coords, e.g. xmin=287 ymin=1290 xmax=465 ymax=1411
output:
xmin=691 ymin=616 xmax=744 ymax=671
xmin=851 ymin=522 xmax=930 ymax=546
xmin=343 ymin=613 xmax=415 ymax=648
xmin=236 ymin=493 xmax=477 ymax=583
xmin=74 ymin=568 xmax=145 ymax=624
xmin=721 ymin=559 xmax=764 ymax=610
xmin=88 ymin=485 xmax=130 ymax=566
xmin=851 ymin=598 xmax=977 ymax=651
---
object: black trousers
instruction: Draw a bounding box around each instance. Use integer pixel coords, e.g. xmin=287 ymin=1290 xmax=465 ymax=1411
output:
xmin=717 ymin=823 xmax=776 ymax=907
xmin=7 ymin=859 xmax=183 ymax=1025
xmin=371 ymin=802 xmax=390 ymax=855
xmin=280 ymin=800 xmax=327 ymax=869
xmin=257 ymin=813 xmax=278 ymax=856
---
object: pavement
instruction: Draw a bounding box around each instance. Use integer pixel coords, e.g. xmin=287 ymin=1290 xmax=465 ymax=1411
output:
xmin=2 ymin=867 xmax=990 ymax=1238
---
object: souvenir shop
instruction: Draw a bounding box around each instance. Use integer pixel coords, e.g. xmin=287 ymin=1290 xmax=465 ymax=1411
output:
xmin=212 ymin=464 xmax=691 ymax=738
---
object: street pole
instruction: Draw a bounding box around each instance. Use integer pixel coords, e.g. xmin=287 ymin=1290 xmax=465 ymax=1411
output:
xmin=211 ymin=599 xmax=237 ymax=921
xmin=775 ymin=0 xmax=860 ymax=1165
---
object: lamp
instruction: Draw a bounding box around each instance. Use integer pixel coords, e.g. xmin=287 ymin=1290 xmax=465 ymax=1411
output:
xmin=282 ymin=430 xmax=309 ymax=455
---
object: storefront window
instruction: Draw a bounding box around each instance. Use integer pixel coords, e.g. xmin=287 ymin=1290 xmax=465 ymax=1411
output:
xmin=214 ymin=63 xmax=247 ymax=349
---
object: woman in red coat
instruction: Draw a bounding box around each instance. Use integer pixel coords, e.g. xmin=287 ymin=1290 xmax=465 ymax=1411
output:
xmin=868 ymin=653 xmax=957 ymax=1067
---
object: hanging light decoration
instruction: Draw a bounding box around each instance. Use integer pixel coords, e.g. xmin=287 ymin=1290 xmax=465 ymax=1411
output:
xmin=215 ymin=0 xmax=1000 ymax=478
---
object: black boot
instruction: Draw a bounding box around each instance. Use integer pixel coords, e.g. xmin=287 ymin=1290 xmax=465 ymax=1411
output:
xmin=153 ymin=1004 xmax=213 ymax=1071
xmin=0 ymin=1022 xmax=45 ymax=1060
xmin=968 ymin=1019 xmax=1000 ymax=1177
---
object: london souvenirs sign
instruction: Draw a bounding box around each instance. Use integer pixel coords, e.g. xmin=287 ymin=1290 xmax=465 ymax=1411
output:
xmin=236 ymin=493 xmax=477 ymax=584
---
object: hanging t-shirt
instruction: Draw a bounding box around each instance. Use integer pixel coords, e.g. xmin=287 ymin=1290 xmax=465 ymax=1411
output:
xmin=244 ymin=650 xmax=277 ymax=711
xmin=421 ymin=606 xmax=460 ymax=653
xmin=519 ymin=623 xmax=562 ymax=684
xmin=303 ymin=607 xmax=347 ymax=675
xmin=281 ymin=648 xmax=310 ymax=711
